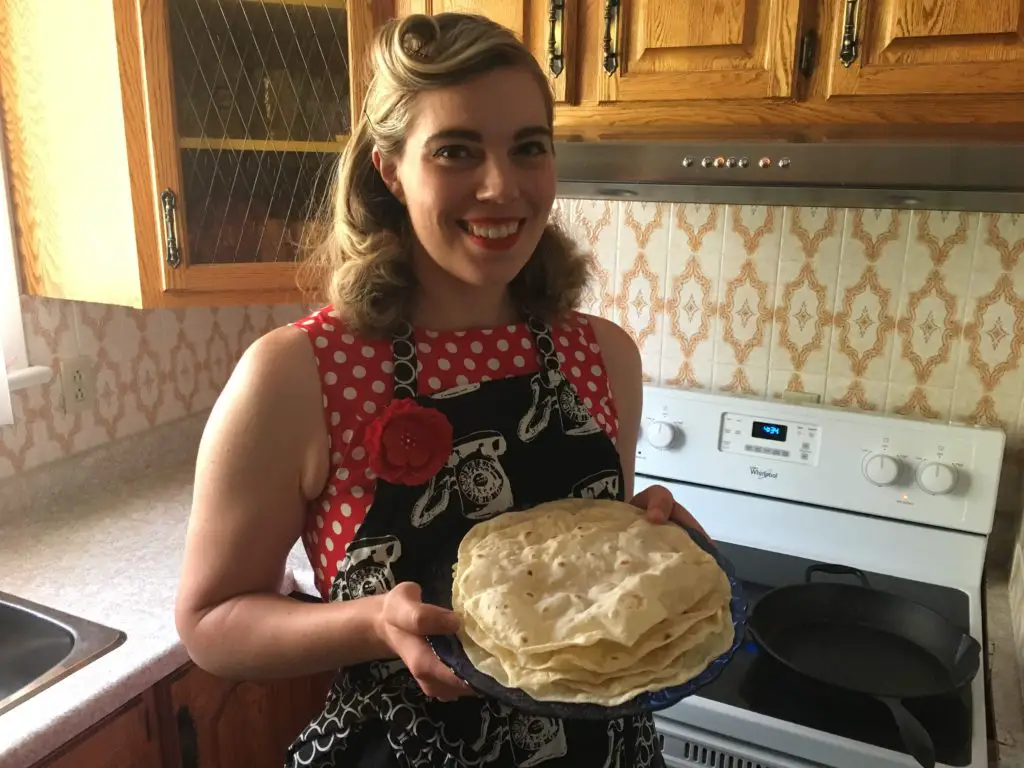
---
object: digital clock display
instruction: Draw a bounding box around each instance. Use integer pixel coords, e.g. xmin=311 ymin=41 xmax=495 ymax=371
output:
xmin=752 ymin=421 xmax=788 ymax=442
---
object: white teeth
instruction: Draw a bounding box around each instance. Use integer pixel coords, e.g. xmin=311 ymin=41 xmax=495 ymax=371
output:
xmin=465 ymin=221 xmax=520 ymax=238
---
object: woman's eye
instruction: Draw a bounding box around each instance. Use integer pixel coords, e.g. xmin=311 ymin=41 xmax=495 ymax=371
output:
xmin=516 ymin=141 xmax=549 ymax=156
xmin=434 ymin=145 xmax=473 ymax=160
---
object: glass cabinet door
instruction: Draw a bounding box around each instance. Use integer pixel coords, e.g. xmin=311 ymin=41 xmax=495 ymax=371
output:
xmin=167 ymin=0 xmax=349 ymax=266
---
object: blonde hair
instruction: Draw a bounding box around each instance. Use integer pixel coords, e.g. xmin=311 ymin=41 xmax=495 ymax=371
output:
xmin=299 ymin=13 xmax=590 ymax=336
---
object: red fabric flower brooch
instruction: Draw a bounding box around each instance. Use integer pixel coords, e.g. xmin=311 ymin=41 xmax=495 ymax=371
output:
xmin=364 ymin=399 xmax=453 ymax=486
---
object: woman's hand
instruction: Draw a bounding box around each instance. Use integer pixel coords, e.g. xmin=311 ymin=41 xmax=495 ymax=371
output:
xmin=629 ymin=484 xmax=710 ymax=540
xmin=375 ymin=582 xmax=475 ymax=702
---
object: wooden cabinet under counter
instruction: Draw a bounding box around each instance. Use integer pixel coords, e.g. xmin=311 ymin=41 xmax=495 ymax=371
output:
xmin=27 ymin=663 xmax=334 ymax=768
xmin=164 ymin=663 xmax=334 ymax=768
xmin=32 ymin=691 xmax=163 ymax=768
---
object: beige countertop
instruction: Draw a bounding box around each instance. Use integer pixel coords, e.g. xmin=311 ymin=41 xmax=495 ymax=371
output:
xmin=1 ymin=412 xmax=1021 ymax=768
xmin=0 ymin=413 xmax=315 ymax=768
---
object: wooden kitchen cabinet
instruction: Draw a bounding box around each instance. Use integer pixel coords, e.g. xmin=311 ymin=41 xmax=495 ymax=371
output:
xmin=3 ymin=0 xmax=1023 ymax=316
xmin=394 ymin=0 xmax=579 ymax=104
xmin=34 ymin=691 xmax=163 ymax=768
xmin=0 ymin=0 xmax=380 ymax=309
xmin=593 ymin=0 xmax=804 ymax=104
xmin=822 ymin=0 xmax=1024 ymax=98
xmin=166 ymin=663 xmax=335 ymax=768
xmin=551 ymin=0 xmax=1024 ymax=134
xmin=27 ymin=663 xmax=335 ymax=768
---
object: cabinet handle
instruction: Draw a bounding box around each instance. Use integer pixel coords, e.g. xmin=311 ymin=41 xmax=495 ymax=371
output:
xmin=799 ymin=29 xmax=817 ymax=76
xmin=602 ymin=0 xmax=619 ymax=75
xmin=161 ymin=189 xmax=182 ymax=269
xmin=177 ymin=705 xmax=199 ymax=768
xmin=839 ymin=0 xmax=860 ymax=67
xmin=547 ymin=0 xmax=565 ymax=78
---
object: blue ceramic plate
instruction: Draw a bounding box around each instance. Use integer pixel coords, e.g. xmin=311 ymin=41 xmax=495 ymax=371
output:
xmin=422 ymin=521 xmax=749 ymax=721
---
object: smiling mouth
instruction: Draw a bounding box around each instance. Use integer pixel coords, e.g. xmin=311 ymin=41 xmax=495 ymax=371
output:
xmin=457 ymin=219 xmax=525 ymax=239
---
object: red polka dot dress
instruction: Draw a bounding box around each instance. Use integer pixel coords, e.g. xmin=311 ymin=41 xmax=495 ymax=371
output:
xmin=292 ymin=305 xmax=619 ymax=599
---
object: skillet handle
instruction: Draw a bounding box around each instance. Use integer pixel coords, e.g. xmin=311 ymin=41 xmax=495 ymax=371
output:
xmin=879 ymin=697 xmax=936 ymax=768
xmin=804 ymin=563 xmax=870 ymax=587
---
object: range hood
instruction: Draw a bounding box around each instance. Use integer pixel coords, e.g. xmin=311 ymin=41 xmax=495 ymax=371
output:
xmin=553 ymin=138 xmax=1024 ymax=213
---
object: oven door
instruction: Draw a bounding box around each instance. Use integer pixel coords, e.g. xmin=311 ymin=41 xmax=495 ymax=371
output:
xmin=657 ymin=717 xmax=822 ymax=768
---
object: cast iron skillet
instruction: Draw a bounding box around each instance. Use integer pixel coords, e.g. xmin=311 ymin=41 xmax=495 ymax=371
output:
xmin=748 ymin=563 xmax=980 ymax=768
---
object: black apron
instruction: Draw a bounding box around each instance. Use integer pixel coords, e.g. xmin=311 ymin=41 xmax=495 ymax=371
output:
xmin=285 ymin=317 xmax=664 ymax=768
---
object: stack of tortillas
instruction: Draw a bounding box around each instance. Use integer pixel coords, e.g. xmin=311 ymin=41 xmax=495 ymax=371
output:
xmin=450 ymin=498 xmax=735 ymax=706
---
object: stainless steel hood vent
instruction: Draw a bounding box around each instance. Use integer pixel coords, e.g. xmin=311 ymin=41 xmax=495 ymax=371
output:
xmin=554 ymin=139 xmax=1024 ymax=213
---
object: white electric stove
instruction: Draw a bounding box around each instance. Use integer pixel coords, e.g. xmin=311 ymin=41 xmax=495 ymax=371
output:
xmin=633 ymin=387 xmax=1006 ymax=768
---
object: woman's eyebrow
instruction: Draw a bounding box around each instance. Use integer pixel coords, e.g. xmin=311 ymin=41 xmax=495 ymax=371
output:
xmin=423 ymin=126 xmax=552 ymax=143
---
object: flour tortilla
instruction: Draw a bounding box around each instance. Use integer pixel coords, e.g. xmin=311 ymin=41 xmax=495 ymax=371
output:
xmin=460 ymin=585 xmax=727 ymax=682
xmin=450 ymin=498 xmax=734 ymax=706
xmin=457 ymin=610 xmax=733 ymax=706
xmin=453 ymin=500 xmax=724 ymax=653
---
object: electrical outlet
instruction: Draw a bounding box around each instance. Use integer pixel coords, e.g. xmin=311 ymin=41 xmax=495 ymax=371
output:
xmin=59 ymin=356 xmax=96 ymax=414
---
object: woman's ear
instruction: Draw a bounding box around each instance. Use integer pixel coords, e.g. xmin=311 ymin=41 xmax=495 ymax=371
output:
xmin=371 ymin=147 xmax=405 ymax=204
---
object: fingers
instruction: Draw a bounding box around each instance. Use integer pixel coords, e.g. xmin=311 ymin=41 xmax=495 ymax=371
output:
xmin=633 ymin=485 xmax=673 ymax=524
xmin=386 ymin=582 xmax=461 ymax=636
xmin=643 ymin=507 xmax=668 ymax=524
xmin=632 ymin=485 xmax=710 ymax=539
xmin=669 ymin=502 xmax=711 ymax=540
xmin=393 ymin=631 xmax=474 ymax=701
xmin=380 ymin=582 xmax=474 ymax=702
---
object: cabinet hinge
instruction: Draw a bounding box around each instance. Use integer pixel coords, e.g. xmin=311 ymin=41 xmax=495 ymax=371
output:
xmin=799 ymin=29 xmax=818 ymax=77
xmin=161 ymin=189 xmax=182 ymax=269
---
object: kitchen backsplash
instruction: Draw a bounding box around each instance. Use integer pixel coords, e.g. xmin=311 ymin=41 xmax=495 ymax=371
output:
xmin=3 ymin=203 xmax=1024 ymax=487
xmin=0 ymin=300 xmax=306 ymax=479
xmin=556 ymin=202 xmax=1024 ymax=444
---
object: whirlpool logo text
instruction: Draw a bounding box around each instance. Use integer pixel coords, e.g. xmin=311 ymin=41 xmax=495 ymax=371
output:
xmin=749 ymin=466 xmax=778 ymax=480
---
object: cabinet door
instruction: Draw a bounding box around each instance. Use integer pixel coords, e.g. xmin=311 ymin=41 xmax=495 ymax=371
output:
xmin=595 ymin=0 xmax=803 ymax=103
xmin=35 ymin=694 xmax=162 ymax=768
xmin=141 ymin=0 xmax=375 ymax=299
xmin=169 ymin=664 xmax=334 ymax=768
xmin=825 ymin=0 xmax=1024 ymax=97
xmin=408 ymin=1 xmax=578 ymax=103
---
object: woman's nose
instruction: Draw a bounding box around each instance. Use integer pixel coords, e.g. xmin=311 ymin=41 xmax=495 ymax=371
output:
xmin=476 ymin=157 xmax=520 ymax=203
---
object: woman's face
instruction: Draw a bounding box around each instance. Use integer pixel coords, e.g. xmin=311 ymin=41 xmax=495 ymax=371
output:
xmin=375 ymin=67 xmax=556 ymax=297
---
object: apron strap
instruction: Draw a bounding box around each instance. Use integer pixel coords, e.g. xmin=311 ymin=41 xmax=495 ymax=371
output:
xmin=391 ymin=321 xmax=418 ymax=399
xmin=526 ymin=315 xmax=562 ymax=374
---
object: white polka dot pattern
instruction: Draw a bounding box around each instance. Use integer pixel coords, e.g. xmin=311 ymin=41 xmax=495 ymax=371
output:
xmin=294 ymin=306 xmax=619 ymax=598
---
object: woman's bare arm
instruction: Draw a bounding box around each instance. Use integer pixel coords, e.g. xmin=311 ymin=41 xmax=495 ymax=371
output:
xmin=587 ymin=315 xmax=643 ymax=499
xmin=174 ymin=326 xmax=391 ymax=680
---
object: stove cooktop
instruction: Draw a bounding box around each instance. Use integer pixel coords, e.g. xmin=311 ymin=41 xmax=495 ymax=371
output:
xmin=686 ymin=541 xmax=974 ymax=767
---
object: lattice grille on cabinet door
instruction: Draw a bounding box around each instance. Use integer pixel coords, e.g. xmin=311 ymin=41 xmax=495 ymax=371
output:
xmin=167 ymin=0 xmax=349 ymax=265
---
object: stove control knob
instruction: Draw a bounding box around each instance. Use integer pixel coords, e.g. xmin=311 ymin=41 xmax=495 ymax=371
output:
xmin=862 ymin=452 xmax=901 ymax=487
xmin=916 ymin=461 xmax=959 ymax=496
xmin=646 ymin=421 xmax=679 ymax=450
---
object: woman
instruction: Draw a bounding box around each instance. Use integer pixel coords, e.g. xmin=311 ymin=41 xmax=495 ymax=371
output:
xmin=175 ymin=12 xmax=704 ymax=768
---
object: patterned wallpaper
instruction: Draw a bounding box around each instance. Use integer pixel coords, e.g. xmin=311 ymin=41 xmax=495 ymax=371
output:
xmin=3 ymin=203 xmax=1024 ymax=488
xmin=557 ymin=202 xmax=1024 ymax=452
xmin=0 ymin=299 xmax=305 ymax=479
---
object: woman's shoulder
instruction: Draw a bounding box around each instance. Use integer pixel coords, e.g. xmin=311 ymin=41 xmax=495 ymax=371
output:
xmin=560 ymin=312 xmax=641 ymax=414
xmin=291 ymin=305 xmax=392 ymax=357
xmin=553 ymin=312 xmax=640 ymax=363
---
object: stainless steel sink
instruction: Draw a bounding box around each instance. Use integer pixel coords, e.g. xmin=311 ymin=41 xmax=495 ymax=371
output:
xmin=0 ymin=591 xmax=126 ymax=715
